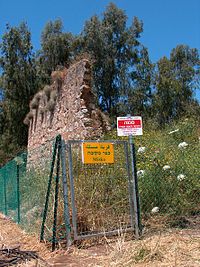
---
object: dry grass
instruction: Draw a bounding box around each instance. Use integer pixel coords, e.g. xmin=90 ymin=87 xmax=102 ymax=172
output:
xmin=0 ymin=213 xmax=200 ymax=267
xmin=0 ymin=213 xmax=52 ymax=266
xmin=100 ymin=229 xmax=200 ymax=267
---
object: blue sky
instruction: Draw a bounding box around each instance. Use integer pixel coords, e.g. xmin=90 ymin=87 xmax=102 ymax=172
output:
xmin=0 ymin=0 xmax=200 ymax=99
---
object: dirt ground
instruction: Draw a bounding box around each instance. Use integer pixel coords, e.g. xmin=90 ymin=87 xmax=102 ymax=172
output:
xmin=0 ymin=213 xmax=199 ymax=267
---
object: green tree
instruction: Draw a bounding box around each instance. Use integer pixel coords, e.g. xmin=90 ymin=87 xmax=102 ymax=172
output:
xmin=153 ymin=56 xmax=177 ymax=124
xmin=153 ymin=45 xmax=199 ymax=125
xmin=81 ymin=3 xmax=143 ymax=116
xmin=129 ymin=47 xmax=154 ymax=117
xmin=0 ymin=22 xmax=37 ymax=156
xmin=36 ymin=19 xmax=74 ymax=86
xmin=170 ymin=45 xmax=199 ymax=116
xmin=0 ymin=83 xmax=4 ymax=136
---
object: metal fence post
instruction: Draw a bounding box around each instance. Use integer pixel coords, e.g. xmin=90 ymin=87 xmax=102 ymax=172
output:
xmin=3 ymin=172 xmax=7 ymax=216
xmin=40 ymin=136 xmax=59 ymax=242
xmin=129 ymin=135 xmax=141 ymax=238
xmin=61 ymin=139 xmax=72 ymax=247
xmin=52 ymin=135 xmax=61 ymax=251
xmin=16 ymin=164 xmax=20 ymax=224
xmin=124 ymin=142 xmax=135 ymax=230
xmin=67 ymin=141 xmax=78 ymax=241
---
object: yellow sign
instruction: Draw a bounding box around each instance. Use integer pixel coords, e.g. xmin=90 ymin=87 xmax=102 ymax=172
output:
xmin=82 ymin=142 xmax=114 ymax=164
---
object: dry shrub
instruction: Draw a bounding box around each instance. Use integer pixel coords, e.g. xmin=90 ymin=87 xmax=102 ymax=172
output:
xmin=39 ymin=107 xmax=45 ymax=115
xmin=44 ymin=85 xmax=52 ymax=99
xmin=51 ymin=70 xmax=64 ymax=82
xmin=27 ymin=111 xmax=34 ymax=120
xmin=30 ymin=98 xmax=39 ymax=109
xmin=30 ymin=91 xmax=43 ymax=109
xmin=46 ymin=99 xmax=56 ymax=112
xmin=24 ymin=110 xmax=35 ymax=125
xmin=23 ymin=116 xmax=30 ymax=125
xmin=50 ymin=90 xmax=57 ymax=101
xmin=51 ymin=71 xmax=64 ymax=92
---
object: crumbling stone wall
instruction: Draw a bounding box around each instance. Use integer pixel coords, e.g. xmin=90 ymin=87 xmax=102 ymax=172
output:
xmin=24 ymin=59 xmax=110 ymax=156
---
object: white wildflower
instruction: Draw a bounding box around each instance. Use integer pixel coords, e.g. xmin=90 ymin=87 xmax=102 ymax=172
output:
xmin=137 ymin=170 xmax=145 ymax=177
xmin=137 ymin=146 xmax=146 ymax=153
xmin=178 ymin=142 xmax=188 ymax=149
xmin=163 ymin=165 xmax=171 ymax=171
xmin=177 ymin=174 xmax=186 ymax=181
xmin=151 ymin=207 xmax=159 ymax=214
xmin=169 ymin=129 xmax=179 ymax=135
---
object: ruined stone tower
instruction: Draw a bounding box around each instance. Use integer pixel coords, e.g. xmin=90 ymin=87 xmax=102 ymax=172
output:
xmin=24 ymin=59 xmax=110 ymax=154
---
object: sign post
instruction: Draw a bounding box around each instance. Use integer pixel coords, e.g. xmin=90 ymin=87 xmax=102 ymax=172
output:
xmin=117 ymin=115 xmax=142 ymax=238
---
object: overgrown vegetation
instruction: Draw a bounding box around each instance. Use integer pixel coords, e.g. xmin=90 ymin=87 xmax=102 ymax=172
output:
xmin=0 ymin=116 xmax=199 ymax=238
xmin=106 ymin=116 xmax=200 ymax=218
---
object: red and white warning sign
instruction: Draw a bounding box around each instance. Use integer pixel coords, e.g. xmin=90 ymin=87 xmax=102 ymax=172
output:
xmin=117 ymin=116 xmax=143 ymax=136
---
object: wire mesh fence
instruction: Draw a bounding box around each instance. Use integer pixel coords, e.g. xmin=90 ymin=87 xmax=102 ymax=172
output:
xmin=0 ymin=139 xmax=56 ymax=235
xmin=0 ymin=153 xmax=26 ymax=222
xmin=66 ymin=140 xmax=135 ymax=240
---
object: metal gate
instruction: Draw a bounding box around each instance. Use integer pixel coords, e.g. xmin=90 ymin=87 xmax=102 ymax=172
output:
xmin=65 ymin=140 xmax=137 ymax=241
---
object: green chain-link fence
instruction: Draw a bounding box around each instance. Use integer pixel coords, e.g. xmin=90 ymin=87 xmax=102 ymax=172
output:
xmin=0 ymin=153 xmax=26 ymax=222
xmin=0 ymin=139 xmax=55 ymax=233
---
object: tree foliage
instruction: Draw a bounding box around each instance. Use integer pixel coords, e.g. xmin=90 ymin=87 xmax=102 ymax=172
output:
xmin=81 ymin=3 xmax=143 ymax=115
xmin=154 ymin=45 xmax=199 ymax=124
xmin=36 ymin=19 xmax=74 ymax=86
xmin=0 ymin=22 xmax=37 ymax=163
xmin=129 ymin=47 xmax=154 ymax=117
